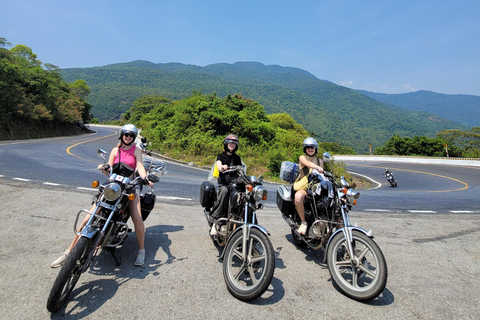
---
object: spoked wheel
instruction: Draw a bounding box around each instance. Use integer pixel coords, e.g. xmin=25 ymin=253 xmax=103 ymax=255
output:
xmin=223 ymin=228 xmax=275 ymax=301
xmin=326 ymin=230 xmax=387 ymax=301
xmin=46 ymin=237 xmax=95 ymax=313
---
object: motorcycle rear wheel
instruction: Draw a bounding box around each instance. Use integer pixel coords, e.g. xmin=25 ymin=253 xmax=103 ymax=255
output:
xmin=46 ymin=237 xmax=94 ymax=312
xmin=223 ymin=228 xmax=275 ymax=301
xmin=326 ymin=230 xmax=387 ymax=301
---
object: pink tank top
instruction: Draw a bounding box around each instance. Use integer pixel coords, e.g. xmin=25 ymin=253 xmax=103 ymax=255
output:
xmin=114 ymin=145 xmax=137 ymax=170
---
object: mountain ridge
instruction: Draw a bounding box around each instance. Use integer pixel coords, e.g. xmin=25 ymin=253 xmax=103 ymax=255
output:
xmin=60 ymin=61 xmax=468 ymax=152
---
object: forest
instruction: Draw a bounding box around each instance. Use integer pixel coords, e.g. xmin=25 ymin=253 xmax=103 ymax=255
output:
xmin=61 ymin=61 xmax=467 ymax=153
xmin=2 ymin=37 xmax=478 ymax=181
xmin=0 ymin=37 xmax=91 ymax=139
xmin=112 ymin=93 xmax=353 ymax=179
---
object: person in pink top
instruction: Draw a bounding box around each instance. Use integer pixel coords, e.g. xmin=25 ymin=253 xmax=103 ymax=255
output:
xmin=51 ymin=124 xmax=153 ymax=267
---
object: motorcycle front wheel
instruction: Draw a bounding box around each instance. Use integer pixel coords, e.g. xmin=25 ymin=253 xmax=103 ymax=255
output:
xmin=326 ymin=230 xmax=387 ymax=301
xmin=223 ymin=228 xmax=275 ymax=301
xmin=46 ymin=237 xmax=95 ymax=312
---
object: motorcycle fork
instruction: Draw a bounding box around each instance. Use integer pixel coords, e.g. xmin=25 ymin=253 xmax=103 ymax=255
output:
xmin=340 ymin=206 xmax=357 ymax=264
xmin=241 ymin=203 xmax=251 ymax=262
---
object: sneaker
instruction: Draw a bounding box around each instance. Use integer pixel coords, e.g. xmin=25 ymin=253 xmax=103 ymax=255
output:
xmin=51 ymin=250 xmax=70 ymax=268
xmin=210 ymin=223 xmax=217 ymax=236
xmin=298 ymin=222 xmax=308 ymax=235
xmin=134 ymin=249 xmax=145 ymax=266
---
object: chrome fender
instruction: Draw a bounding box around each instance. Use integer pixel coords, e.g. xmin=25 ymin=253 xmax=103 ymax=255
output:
xmin=80 ymin=225 xmax=101 ymax=239
xmin=324 ymin=226 xmax=373 ymax=263
xmin=220 ymin=224 xmax=270 ymax=259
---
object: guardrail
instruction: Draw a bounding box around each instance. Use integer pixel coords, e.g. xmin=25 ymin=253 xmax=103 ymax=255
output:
xmin=333 ymin=155 xmax=480 ymax=167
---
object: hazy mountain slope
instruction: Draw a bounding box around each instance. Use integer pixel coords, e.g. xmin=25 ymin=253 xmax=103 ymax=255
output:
xmin=357 ymin=90 xmax=480 ymax=127
xmin=60 ymin=61 xmax=466 ymax=152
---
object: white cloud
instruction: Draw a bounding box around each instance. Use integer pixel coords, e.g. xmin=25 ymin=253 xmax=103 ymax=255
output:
xmin=341 ymin=80 xmax=354 ymax=87
xmin=402 ymin=84 xmax=417 ymax=92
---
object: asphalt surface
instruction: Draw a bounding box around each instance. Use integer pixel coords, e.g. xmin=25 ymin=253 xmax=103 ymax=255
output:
xmin=0 ymin=179 xmax=479 ymax=319
xmin=1 ymin=129 xmax=480 ymax=319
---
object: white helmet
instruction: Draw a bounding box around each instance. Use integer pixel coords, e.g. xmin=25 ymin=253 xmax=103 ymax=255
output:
xmin=119 ymin=124 xmax=138 ymax=144
xmin=302 ymin=137 xmax=319 ymax=155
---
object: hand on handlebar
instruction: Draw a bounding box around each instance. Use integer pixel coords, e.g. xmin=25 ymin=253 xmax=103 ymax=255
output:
xmin=97 ymin=163 xmax=110 ymax=175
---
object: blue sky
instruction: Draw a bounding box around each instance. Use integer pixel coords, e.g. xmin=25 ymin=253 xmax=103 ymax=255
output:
xmin=2 ymin=0 xmax=480 ymax=96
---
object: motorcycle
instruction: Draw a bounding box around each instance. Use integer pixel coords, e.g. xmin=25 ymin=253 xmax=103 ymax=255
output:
xmin=200 ymin=166 xmax=275 ymax=301
xmin=276 ymin=153 xmax=387 ymax=301
xmin=385 ymin=169 xmax=397 ymax=187
xmin=46 ymin=138 xmax=166 ymax=313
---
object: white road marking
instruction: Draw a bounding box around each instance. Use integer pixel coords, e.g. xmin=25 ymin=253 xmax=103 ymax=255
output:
xmin=44 ymin=182 xmax=61 ymax=186
xmin=349 ymin=171 xmax=382 ymax=189
xmin=158 ymin=196 xmax=192 ymax=201
xmin=408 ymin=210 xmax=436 ymax=213
xmin=13 ymin=178 xmax=30 ymax=181
xmin=450 ymin=210 xmax=476 ymax=213
xmin=77 ymin=187 xmax=98 ymax=191
xmin=364 ymin=209 xmax=392 ymax=212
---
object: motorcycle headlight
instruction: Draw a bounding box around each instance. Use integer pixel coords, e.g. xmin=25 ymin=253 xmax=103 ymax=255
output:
xmin=346 ymin=188 xmax=360 ymax=201
xmin=253 ymin=185 xmax=267 ymax=201
xmin=104 ymin=182 xmax=122 ymax=201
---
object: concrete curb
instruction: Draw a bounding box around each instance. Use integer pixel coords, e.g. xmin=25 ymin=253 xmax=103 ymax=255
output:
xmin=333 ymin=155 xmax=480 ymax=167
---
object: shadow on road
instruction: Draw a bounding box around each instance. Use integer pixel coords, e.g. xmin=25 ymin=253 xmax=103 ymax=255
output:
xmin=49 ymin=224 xmax=184 ymax=318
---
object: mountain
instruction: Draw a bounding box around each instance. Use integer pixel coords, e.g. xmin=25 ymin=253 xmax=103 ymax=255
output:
xmin=60 ymin=61 xmax=467 ymax=153
xmin=356 ymin=90 xmax=480 ymax=128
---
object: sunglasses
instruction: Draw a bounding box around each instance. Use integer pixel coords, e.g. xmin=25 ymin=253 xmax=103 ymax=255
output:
xmin=123 ymin=133 xmax=135 ymax=138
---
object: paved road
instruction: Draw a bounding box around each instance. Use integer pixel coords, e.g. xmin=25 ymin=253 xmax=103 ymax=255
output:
xmin=1 ymin=129 xmax=480 ymax=319
xmin=0 ymin=179 xmax=479 ymax=319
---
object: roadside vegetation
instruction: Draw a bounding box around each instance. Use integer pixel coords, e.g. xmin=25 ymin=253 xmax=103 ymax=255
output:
xmin=2 ymin=37 xmax=478 ymax=182
xmin=0 ymin=37 xmax=91 ymax=139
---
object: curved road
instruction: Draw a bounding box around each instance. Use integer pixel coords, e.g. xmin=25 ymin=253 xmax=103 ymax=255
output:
xmin=1 ymin=126 xmax=479 ymax=214
xmin=1 ymin=126 xmax=480 ymax=319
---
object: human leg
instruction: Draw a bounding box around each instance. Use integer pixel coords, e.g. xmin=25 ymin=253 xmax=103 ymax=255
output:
xmin=129 ymin=196 xmax=146 ymax=266
xmin=210 ymin=186 xmax=229 ymax=235
xmin=210 ymin=185 xmax=229 ymax=220
xmin=294 ymin=190 xmax=308 ymax=235
xmin=51 ymin=205 xmax=94 ymax=268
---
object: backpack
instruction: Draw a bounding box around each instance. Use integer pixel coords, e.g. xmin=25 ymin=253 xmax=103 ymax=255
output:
xmin=279 ymin=161 xmax=300 ymax=183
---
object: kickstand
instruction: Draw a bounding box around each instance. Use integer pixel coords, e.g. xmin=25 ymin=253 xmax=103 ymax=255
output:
xmin=106 ymin=248 xmax=122 ymax=266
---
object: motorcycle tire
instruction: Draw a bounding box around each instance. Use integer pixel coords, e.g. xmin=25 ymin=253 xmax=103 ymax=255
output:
xmin=46 ymin=237 xmax=94 ymax=312
xmin=223 ymin=228 xmax=275 ymax=301
xmin=326 ymin=230 xmax=387 ymax=302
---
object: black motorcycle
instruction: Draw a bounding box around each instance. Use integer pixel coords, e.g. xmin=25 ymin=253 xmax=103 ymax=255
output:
xmin=200 ymin=166 xmax=275 ymax=301
xmin=276 ymin=153 xmax=387 ymax=301
xmin=385 ymin=169 xmax=397 ymax=187
xmin=47 ymin=140 xmax=166 ymax=313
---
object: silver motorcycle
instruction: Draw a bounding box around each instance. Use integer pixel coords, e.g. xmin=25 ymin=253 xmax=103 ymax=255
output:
xmin=47 ymin=140 xmax=166 ymax=312
xmin=276 ymin=153 xmax=387 ymax=301
xmin=200 ymin=166 xmax=275 ymax=301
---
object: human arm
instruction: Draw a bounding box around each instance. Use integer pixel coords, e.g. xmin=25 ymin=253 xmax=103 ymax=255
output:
xmin=135 ymin=147 xmax=154 ymax=187
xmin=299 ymin=155 xmax=324 ymax=173
xmin=97 ymin=147 xmax=118 ymax=175
xmin=216 ymin=160 xmax=228 ymax=173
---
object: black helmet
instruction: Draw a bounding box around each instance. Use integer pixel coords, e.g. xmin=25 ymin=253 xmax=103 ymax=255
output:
xmin=224 ymin=134 xmax=239 ymax=152
xmin=302 ymin=137 xmax=319 ymax=155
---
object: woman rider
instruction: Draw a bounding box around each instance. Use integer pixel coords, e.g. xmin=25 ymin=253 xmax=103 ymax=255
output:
xmin=294 ymin=137 xmax=324 ymax=235
xmin=51 ymin=124 xmax=153 ymax=267
xmin=209 ymin=134 xmax=242 ymax=235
